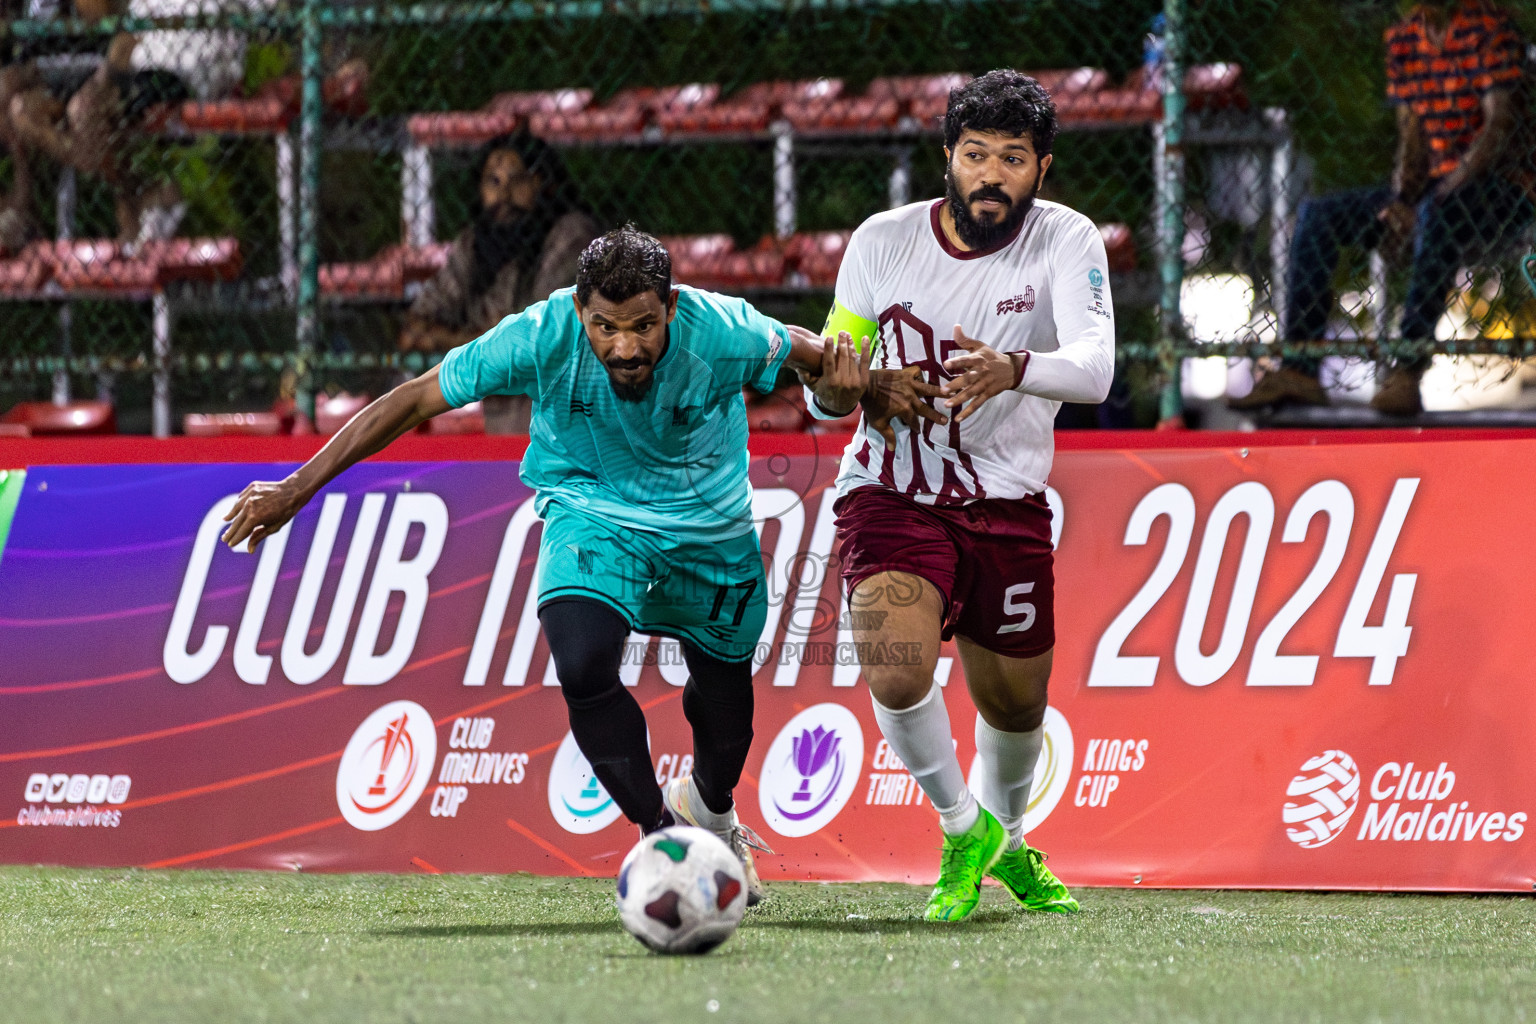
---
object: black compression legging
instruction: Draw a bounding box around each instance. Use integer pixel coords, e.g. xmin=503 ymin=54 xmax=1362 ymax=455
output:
xmin=539 ymin=598 xmax=754 ymax=831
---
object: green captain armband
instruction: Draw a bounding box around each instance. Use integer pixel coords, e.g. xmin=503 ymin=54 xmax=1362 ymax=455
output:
xmin=821 ymin=302 xmax=880 ymax=355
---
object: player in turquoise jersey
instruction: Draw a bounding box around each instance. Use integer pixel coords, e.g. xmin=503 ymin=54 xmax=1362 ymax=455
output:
xmin=221 ymin=226 xmax=934 ymax=904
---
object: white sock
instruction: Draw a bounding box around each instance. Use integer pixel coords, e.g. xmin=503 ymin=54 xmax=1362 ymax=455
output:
xmin=684 ymin=776 xmax=733 ymax=833
xmin=871 ymin=682 xmax=975 ymax=835
xmin=935 ymin=787 xmax=980 ymax=836
xmin=974 ymin=717 xmax=1044 ymax=851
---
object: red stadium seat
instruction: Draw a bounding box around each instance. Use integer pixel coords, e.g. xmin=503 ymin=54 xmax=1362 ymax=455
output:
xmin=406 ymin=110 xmax=519 ymax=147
xmin=40 ymin=240 xmax=148 ymax=293
xmin=530 ymin=86 xmax=660 ymax=141
xmin=0 ymin=423 xmax=29 ymax=438
xmin=319 ymin=243 xmax=449 ymax=298
xmin=783 ymin=231 xmax=853 ymax=289
xmin=140 ymin=237 xmax=243 ymax=284
xmin=1031 ymin=67 xmax=1111 ymax=97
xmin=175 ymin=71 xmax=372 ymax=135
xmin=878 ymin=73 xmax=972 ymax=126
xmin=44 ymin=239 xmax=119 ymax=271
xmin=407 ymin=89 xmax=593 ymax=147
xmin=401 ymin=242 xmax=452 ymax=282
xmin=529 ymin=103 xmax=647 ymax=140
xmin=1036 ymin=68 xmax=1128 ymax=125
xmin=781 ymin=79 xmax=906 ymax=133
xmin=178 ymin=96 xmax=296 ymax=134
xmin=662 ymin=232 xmax=735 ymax=262
xmin=1066 ymin=64 xmax=1247 ymax=127
xmin=647 ymin=83 xmax=722 ymax=130
xmin=1185 ymin=63 xmax=1248 ymax=112
xmin=315 ymin=392 xmax=371 ymax=435
xmin=654 ymin=80 xmax=779 ymax=134
xmin=743 ymin=386 xmax=810 ymax=432
xmin=31 ymin=237 xmax=242 ymax=292
xmin=661 ymin=234 xmax=785 ymax=290
xmin=421 ymin=401 xmax=485 ymax=435
xmin=1 ymin=400 xmax=116 ymax=435
xmin=486 ymin=88 xmax=595 ymax=119
xmin=182 ymin=411 xmax=285 ymax=437
xmin=0 ymin=243 xmax=55 ymax=294
xmin=1099 ymin=223 xmax=1137 ymax=273
xmin=319 ymin=252 xmax=405 ymax=299
xmin=662 ymin=233 xmax=734 ymax=286
xmin=54 ymin=258 xmax=160 ymax=293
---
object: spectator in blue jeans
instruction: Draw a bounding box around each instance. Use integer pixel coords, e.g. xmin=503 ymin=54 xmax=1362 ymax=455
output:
xmin=1233 ymin=0 xmax=1532 ymax=417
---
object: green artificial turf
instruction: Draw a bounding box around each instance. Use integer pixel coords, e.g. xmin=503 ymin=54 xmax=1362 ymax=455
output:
xmin=2 ymin=867 xmax=1533 ymax=1024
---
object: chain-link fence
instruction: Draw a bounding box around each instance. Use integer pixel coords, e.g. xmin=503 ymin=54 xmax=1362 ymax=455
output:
xmin=2 ymin=0 xmax=1535 ymax=432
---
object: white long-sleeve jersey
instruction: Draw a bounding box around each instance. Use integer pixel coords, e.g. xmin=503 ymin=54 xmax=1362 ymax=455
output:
xmin=820 ymin=198 xmax=1115 ymax=504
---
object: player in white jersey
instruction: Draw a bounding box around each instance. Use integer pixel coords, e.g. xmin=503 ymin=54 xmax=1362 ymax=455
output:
xmin=814 ymin=70 xmax=1113 ymax=921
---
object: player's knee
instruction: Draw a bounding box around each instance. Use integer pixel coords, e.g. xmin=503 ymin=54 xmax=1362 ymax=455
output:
xmin=973 ymin=689 xmax=1047 ymax=733
xmin=680 ymin=646 xmax=753 ymax=692
xmin=554 ymin=663 xmax=623 ymax=710
xmin=864 ymin=663 xmax=935 ymax=712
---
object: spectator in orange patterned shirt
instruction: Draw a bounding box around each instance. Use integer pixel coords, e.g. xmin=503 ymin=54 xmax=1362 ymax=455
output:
xmin=1233 ymin=0 xmax=1530 ymax=416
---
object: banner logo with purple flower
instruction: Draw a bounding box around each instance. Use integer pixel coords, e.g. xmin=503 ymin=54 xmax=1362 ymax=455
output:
xmin=758 ymin=704 xmax=864 ymax=838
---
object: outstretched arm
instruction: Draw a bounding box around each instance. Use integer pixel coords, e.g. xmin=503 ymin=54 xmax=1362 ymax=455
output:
xmin=221 ymin=367 xmax=452 ymax=553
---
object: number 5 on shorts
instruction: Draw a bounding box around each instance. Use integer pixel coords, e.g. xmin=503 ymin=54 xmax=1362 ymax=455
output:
xmin=997 ymin=582 xmax=1036 ymax=634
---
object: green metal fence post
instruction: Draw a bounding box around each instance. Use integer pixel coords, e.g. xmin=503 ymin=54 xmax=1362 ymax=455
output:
xmin=293 ymin=0 xmax=324 ymax=421
xmin=1155 ymin=0 xmax=1187 ymax=424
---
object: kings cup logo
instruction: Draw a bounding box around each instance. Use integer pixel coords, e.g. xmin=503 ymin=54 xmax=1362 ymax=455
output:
xmin=337 ymin=701 xmax=437 ymax=831
xmin=759 ymin=704 xmax=864 ymax=838
xmin=1283 ymin=750 xmax=1361 ymax=848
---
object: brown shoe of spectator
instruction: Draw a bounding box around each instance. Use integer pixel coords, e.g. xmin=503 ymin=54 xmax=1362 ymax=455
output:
xmin=1227 ymin=367 xmax=1328 ymax=410
xmin=1369 ymin=367 xmax=1424 ymax=417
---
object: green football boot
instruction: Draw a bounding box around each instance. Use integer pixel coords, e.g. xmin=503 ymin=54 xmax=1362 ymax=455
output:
xmin=923 ymin=808 xmax=1006 ymax=922
xmin=987 ymin=841 xmax=1080 ymax=913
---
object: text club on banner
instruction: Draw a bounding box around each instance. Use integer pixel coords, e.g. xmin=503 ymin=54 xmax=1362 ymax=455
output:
xmin=0 ymin=441 xmax=1530 ymax=890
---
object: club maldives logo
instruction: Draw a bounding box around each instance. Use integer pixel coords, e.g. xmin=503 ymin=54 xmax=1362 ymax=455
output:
xmin=336 ymin=701 xmax=438 ymax=831
xmin=966 ymin=705 xmax=1076 ymax=833
xmin=1283 ymin=750 xmax=1361 ymax=848
xmin=758 ymin=704 xmax=864 ymax=838
xmin=547 ymin=730 xmax=624 ymax=834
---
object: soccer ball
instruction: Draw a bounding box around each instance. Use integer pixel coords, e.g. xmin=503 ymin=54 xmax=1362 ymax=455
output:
xmin=616 ymin=826 xmax=747 ymax=954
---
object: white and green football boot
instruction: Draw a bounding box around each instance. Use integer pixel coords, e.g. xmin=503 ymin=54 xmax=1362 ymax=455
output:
xmin=987 ymin=841 xmax=1080 ymax=913
xmin=924 ymin=807 xmax=1006 ymax=922
xmin=662 ymin=775 xmax=772 ymax=907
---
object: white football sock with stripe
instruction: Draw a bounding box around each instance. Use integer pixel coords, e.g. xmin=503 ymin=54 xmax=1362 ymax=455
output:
xmin=871 ymin=682 xmax=977 ymax=835
xmin=974 ymin=716 xmax=1044 ymax=851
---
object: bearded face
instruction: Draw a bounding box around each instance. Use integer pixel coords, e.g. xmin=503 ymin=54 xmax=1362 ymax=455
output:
xmin=943 ymin=130 xmax=1049 ymax=250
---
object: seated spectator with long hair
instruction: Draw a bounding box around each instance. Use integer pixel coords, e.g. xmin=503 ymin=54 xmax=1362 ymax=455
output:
xmin=400 ymin=131 xmax=600 ymax=433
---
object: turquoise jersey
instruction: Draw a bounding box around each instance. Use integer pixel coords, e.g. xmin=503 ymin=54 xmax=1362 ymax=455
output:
xmin=438 ymin=286 xmax=791 ymax=540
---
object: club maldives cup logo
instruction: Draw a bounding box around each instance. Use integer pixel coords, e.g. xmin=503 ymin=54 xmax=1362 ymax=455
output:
xmin=337 ymin=701 xmax=438 ymax=831
xmin=547 ymin=730 xmax=625 ymax=834
xmin=758 ymin=703 xmax=864 ymax=838
xmin=1283 ymin=750 xmax=1362 ymax=848
xmin=966 ymin=705 xmax=1075 ymax=834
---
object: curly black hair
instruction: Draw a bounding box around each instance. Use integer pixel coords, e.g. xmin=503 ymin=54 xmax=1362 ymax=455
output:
xmin=943 ymin=69 xmax=1059 ymax=159
xmin=575 ymin=224 xmax=672 ymax=304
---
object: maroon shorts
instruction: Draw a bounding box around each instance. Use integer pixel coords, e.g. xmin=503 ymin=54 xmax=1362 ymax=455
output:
xmin=833 ymin=486 xmax=1055 ymax=657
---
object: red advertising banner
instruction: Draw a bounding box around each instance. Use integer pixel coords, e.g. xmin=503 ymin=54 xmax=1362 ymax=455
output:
xmin=1 ymin=435 xmax=1531 ymax=891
